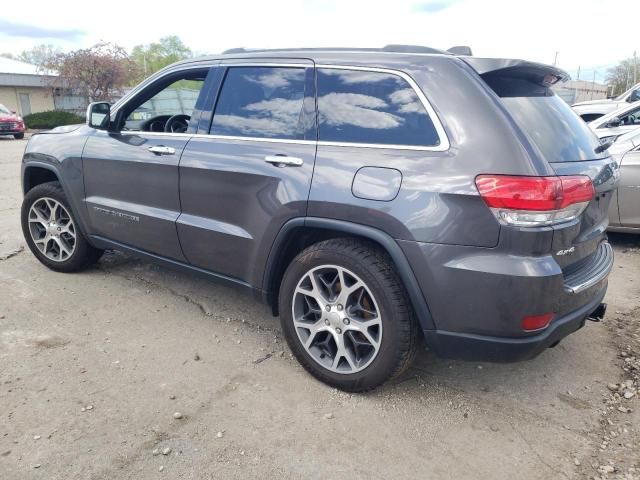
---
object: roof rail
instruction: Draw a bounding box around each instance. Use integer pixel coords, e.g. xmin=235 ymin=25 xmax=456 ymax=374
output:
xmin=382 ymin=44 xmax=447 ymax=54
xmin=447 ymin=46 xmax=473 ymax=56
xmin=222 ymin=47 xmax=248 ymax=54
xmin=221 ymin=45 xmax=451 ymax=55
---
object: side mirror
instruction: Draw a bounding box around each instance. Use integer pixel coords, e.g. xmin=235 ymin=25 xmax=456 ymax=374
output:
xmin=627 ymin=90 xmax=640 ymax=102
xmin=606 ymin=116 xmax=622 ymax=128
xmin=10 ymin=110 xmax=16 ymax=114
xmin=86 ymin=102 xmax=111 ymax=130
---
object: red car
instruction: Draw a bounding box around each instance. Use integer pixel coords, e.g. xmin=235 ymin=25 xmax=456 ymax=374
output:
xmin=0 ymin=104 xmax=25 ymax=139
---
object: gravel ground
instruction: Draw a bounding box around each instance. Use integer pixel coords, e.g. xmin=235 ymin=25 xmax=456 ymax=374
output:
xmin=0 ymin=137 xmax=639 ymax=479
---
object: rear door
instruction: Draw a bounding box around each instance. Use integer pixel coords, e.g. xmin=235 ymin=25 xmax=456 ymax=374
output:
xmin=619 ymin=147 xmax=640 ymax=228
xmin=177 ymin=61 xmax=316 ymax=286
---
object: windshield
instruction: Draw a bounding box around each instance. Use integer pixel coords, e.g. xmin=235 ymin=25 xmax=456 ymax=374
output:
xmin=0 ymin=104 xmax=10 ymax=114
xmin=614 ymin=83 xmax=640 ymax=101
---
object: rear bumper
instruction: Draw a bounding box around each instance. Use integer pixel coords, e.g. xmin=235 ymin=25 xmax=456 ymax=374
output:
xmin=423 ymin=286 xmax=607 ymax=362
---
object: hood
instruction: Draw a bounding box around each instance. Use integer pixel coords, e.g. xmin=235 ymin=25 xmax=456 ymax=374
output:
xmin=38 ymin=124 xmax=84 ymax=135
xmin=0 ymin=113 xmax=22 ymax=122
xmin=572 ymin=98 xmax=613 ymax=107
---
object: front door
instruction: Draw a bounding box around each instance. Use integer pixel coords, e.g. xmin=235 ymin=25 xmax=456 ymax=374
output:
xmin=82 ymin=67 xmax=212 ymax=261
xmin=178 ymin=62 xmax=317 ymax=286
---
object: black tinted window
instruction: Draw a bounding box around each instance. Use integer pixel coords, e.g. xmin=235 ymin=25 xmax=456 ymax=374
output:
xmin=211 ymin=67 xmax=306 ymax=139
xmin=501 ymin=95 xmax=606 ymax=163
xmin=317 ymin=68 xmax=440 ymax=147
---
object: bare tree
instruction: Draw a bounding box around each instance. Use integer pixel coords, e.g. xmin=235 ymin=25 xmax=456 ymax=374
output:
xmin=49 ymin=42 xmax=139 ymax=103
xmin=606 ymin=57 xmax=639 ymax=96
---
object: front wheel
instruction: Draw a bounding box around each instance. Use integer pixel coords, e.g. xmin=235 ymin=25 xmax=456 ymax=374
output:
xmin=279 ymin=238 xmax=420 ymax=392
xmin=14 ymin=133 xmax=25 ymax=140
xmin=21 ymin=181 xmax=103 ymax=272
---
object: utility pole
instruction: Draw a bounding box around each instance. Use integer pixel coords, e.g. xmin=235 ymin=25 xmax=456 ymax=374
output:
xmin=553 ymin=51 xmax=559 ymax=66
xmin=575 ymin=66 xmax=580 ymax=103
xmin=591 ymin=70 xmax=596 ymax=100
xmin=634 ymin=50 xmax=637 ymax=85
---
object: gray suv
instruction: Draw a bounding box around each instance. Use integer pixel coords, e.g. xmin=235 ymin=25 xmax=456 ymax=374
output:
xmin=20 ymin=46 xmax=618 ymax=392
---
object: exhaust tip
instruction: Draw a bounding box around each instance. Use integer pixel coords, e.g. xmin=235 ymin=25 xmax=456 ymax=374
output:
xmin=587 ymin=303 xmax=607 ymax=322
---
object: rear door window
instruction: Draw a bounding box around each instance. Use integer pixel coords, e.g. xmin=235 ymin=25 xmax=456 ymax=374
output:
xmin=210 ymin=66 xmax=306 ymax=140
xmin=316 ymin=68 xmax=440 ymax=147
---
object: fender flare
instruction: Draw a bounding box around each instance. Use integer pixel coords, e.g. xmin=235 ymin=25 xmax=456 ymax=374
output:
xmin=22 ymin=161 xmax=93 ymax=242
xmin=263 ymin=217 xmax=435 ymax=330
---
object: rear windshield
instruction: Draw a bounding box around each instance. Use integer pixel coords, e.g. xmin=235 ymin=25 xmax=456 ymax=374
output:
xmin=484 ymin=76 xmax=606 ymax=163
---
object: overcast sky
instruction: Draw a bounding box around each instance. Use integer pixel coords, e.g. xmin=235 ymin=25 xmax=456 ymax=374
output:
xmin=1 ymin=0 xmax=638 ymax=82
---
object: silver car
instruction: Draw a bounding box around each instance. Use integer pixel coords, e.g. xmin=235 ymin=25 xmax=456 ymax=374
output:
xmin=573 ymin=82 xmax=640 ymax=122
xmin=608 ymin=128 xmax=640 ymax=233
xmin=589 ymin=101 xmax=640 ymax=140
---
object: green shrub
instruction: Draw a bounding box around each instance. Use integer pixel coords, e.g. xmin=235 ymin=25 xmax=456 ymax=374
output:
xmin=23 ymin=110 xmax=85 ymax=129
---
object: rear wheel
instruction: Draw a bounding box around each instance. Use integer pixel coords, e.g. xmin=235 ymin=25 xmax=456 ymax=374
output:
xmin=279 ymin=238 xmax=420 ymax=392
xmin=21 ymin=182 xmax=103 ymax=272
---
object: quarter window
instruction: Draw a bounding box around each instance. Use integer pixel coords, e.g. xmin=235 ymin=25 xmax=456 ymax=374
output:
xmin=317 ymin=68 xmax=440 ymax=147
xmin=211 ymin=67 xmax=306 ymax=140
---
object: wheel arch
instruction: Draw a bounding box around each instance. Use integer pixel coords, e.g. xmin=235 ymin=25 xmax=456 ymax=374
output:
xmin=21 ymin=161 xmax=94 ymax=244
xmin=262 ymin=217 xmax=435 ymax=330
xmin=22 ymin=163 xmax=61 ymax=195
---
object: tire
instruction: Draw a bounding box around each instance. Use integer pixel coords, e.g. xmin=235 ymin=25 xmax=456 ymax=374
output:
xmin=21 ymin=181 xmax=103 ymax=272
xmin=279 ymin=238 xmax=420 ymax=392
xmin=14 ymin=133 xmax=24 ymax=140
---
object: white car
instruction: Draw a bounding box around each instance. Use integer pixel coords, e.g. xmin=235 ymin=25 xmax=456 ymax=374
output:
xmin=607 ymin=128 xmax=640 ymax=233
xmin=572 ymin=82 xmax=640 ymax=122
xmin=588 ymin=101 xmax=640 ymax=140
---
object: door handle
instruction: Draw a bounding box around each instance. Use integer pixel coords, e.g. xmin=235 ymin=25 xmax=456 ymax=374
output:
xmin=264 ymin=155 xmax=303 ymax=167
xmin=148 ymin=145 xmax=175 ymax=155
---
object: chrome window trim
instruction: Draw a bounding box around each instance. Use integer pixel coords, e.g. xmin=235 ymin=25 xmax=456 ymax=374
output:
xmin=315 ymin=64 xmax=449 ymax=152
xmin=112 ymin=62 xmax=450 ymax=152
xmin=116 ymin=131 xmax=315 ymax=145
xmin=218 ymin=62 xmax=312 ymax=68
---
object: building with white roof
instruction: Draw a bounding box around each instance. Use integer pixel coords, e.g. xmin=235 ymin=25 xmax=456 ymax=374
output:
xmin=0 ymin=56 xmax=57 ymax=116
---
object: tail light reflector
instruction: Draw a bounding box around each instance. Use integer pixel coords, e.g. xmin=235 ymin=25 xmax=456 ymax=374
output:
xmin=475 ymin=175 xmax=594 ymax=227
xmin=521 ymin=313 xmax=554 ymax=332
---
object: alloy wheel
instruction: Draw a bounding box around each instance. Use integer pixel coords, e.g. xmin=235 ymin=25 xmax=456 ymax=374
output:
xmin=292 ymin=265 xmax=382 ymax=374
xmin=28 ymin=197 xmax=76 ymax=262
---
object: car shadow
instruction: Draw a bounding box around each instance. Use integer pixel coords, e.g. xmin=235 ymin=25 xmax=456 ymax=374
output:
xmin=608 ymin=231 xmax=640 ymax=249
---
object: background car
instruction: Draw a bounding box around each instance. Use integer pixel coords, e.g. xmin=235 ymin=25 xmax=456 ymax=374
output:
xmin=0 ymin=103 xmax=25 ymax=139
xmin=572 ymin=81 xmax=640 ymax=122
xmin=588 ymin=100 xmax=640 ymax=141
xmin=607 ymin=127 xmax=640 ymax=233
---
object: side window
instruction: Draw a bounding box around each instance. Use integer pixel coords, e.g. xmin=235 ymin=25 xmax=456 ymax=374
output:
xmin=619 ymin=106 xmax=640 ymax=126
xmin=123 ymin=72 xmax=207 ymax=133
xmin=210 ymin=67 xmax=306 ymax=140
xmin=317 ymin=68 xmax=440 ymax=147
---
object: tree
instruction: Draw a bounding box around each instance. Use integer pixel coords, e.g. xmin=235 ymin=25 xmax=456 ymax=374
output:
xmin=49 ymin=42 xmax=139 ymax=102
xmin=131 ymin=36 xmax=192 ymax=82
xmin=606 ymin=57 xmax=639 ymax=96
xmin=17 ymin=44 xmax=62 ymax=71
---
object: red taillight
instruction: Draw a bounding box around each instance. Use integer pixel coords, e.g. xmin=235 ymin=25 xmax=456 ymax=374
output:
xmin=475 ymin=175 xmax=594 ymax=227
xmin=559 ymin=176 xmax=595 ymax=207
xmin=521 ymin=313 xmax=554 ymax=332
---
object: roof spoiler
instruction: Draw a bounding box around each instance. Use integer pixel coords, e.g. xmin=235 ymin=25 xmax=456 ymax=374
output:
xmin=447 ymin=46 xmax=473 ymax=56
xmin=462 ymin=57 xmax=570 ymax=86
